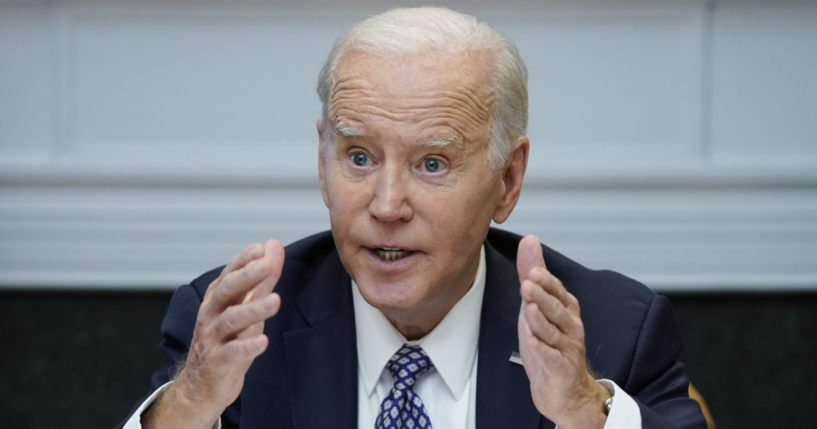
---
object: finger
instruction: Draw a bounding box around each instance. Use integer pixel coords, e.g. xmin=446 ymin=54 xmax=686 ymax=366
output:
xmin=521 ymin=327 xmax=563 ymax=369
xmin=206 ymin=257 xmax=274 ymax=317
xmin=518 ymin=300 xmax=533 ymax=338
xmin=206 ymin=334 xmax=270 ymax=369
xmin=518 ymin=312 xmax=564 ymax=379
xmin=521 ymin=277 xmax=584 ymax=339
xmin=521 ymin=279 xmax=569 ymax=329
xmin=212 ymin=293 xmax=281 ymax=341
xmin=522 ymin=299 xmax=571 ymax=348
xmin=523 ymin=290 xmax=585 ymax=350
xmin=525 ymin=267 xmax=578 ymax=313
xmin=222 ymin=243 xmax=266 ymax=279
xmin=244 ymin=239 xmax=285 ymax=303
xmin=517 ymin=235 xmax=546 ymax=283
xmin=204 ymin=243 xmax=265 ymax=301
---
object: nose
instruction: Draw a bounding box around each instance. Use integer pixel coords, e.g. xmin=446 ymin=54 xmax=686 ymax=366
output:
xmin=368 ymin=165 xmax=413 ymax=223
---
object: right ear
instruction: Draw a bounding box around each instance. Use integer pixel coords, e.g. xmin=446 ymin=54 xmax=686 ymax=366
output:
xmin=317 ymin=118 xmax=330 ymax=208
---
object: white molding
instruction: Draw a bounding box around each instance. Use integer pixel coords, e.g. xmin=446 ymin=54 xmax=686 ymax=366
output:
xmin=2 ymin=178 xmax=816 ymax=292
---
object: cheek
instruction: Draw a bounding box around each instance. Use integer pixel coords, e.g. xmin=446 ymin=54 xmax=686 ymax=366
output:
xmin=439 ymin=177 xmax=500 ymax=219
xmin=421 ymin=191 xmax=484 ymax=239
xmin=470 ymin=173 xmax=503 ymax=210
xmin=325 ymin=175 xmax=369 ymax=226
xmin=443 ymin=188 xmax=500 ymax=244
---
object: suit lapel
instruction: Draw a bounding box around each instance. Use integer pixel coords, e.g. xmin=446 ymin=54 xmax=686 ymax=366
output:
xmin=283 ymin=254 xmax=358 ymax=429
xmin=476 ymin=241 xmax=550 ymax=429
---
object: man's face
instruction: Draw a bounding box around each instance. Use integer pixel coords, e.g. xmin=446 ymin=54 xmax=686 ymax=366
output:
xmin=318 ymin=49 xmax=523 ymax=337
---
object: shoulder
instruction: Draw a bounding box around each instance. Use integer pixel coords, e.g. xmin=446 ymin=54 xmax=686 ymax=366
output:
xmin=486 ymin=227 xmax=656 ymax=305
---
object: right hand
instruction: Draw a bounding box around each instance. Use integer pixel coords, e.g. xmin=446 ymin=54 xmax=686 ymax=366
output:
xmin=144 ymin=239 xmax=285 ymax=428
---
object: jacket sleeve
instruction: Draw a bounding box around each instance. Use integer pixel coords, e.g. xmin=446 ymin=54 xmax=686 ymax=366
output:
xmin=626 ymin=295 xmax=707 ymax=429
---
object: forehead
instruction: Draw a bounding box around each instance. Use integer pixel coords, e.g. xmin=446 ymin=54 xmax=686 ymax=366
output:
xmin=328 ymin=50 xmax=495 ymax=142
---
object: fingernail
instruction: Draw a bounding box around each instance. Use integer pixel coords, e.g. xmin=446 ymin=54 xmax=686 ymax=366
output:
xmin=254 ymin=336 xmax=267 ymax=352
xmin=255 ymin=259 xmax=268 ymax=274
xmin=533 ymin=268 xmax=549 ymax=283
xmin=249 ymin=245 xmax=262 ymax=258
xmin=261 ymin=294 xmax=276 ymax=311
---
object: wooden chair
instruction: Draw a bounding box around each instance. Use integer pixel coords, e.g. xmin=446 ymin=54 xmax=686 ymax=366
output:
xmin=689 ymin=383 xmax=717 ymax=429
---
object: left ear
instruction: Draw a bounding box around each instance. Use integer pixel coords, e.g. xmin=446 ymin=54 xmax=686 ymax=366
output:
xmin=492 ymin=135 xmax=529 ymax=224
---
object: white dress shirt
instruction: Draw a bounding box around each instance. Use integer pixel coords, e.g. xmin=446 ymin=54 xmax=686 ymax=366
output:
xmin=125 ymin=245 xmax=641 ymax=428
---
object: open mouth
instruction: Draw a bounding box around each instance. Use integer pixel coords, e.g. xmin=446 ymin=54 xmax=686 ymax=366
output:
xmin=373 ymin=247 xmax=411 ymax=261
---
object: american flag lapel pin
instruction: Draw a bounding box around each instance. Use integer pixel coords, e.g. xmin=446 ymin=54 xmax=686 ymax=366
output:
xmin=509 ymin=351 xmax=523 ymax=365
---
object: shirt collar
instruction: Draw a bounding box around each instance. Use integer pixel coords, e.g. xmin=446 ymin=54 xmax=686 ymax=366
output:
xmin=353 ymin=245 xmax=486 ymax=400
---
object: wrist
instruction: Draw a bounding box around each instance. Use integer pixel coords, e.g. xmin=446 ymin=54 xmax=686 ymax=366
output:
xmin=555 ymin=378 xmax=610 ymax=429
xmin=599 ymin=380 xmax=614 ymax=416
xmin=142 ymin=381 xmax=220 ymax=429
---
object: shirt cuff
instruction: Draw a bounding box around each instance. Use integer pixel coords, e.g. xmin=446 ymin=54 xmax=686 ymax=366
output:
xmin=599 ymin=379 xmax=641 ymax=429
xmin=121 ymin=381 xmax=222 ymax=429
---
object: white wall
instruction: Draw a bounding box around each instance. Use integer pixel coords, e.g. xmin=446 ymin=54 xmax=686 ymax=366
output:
xmin=2 ymin=0 xmax=816 ymax=291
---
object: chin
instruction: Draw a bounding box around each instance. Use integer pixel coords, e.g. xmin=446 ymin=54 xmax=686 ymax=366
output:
xmin=357 ymin=277 xmax=422 ymax=311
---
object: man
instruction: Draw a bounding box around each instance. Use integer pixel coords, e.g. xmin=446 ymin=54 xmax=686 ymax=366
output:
xmin=120 ymin=7 xmax=705 ymax=429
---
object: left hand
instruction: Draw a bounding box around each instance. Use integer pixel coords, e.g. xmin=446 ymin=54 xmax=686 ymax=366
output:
xmin=516 ymin=235 xmax=610 ymax=429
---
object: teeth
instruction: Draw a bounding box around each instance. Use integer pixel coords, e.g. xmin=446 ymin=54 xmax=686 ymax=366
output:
xmin=376 ymin=248 xmax=409 ymax=261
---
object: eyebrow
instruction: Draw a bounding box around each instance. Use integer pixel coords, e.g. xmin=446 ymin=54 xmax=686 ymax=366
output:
xmin=335 ymin=123 xmax=367 ymax=138
xmin=423 ymin=137 xmax=462 ymax=150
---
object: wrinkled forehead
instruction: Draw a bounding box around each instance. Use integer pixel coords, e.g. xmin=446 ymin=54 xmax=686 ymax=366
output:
xmin=333 ymin=48 xmax=494 ymax=95
xmin=327 ymin=50 xmax=496 ymax=135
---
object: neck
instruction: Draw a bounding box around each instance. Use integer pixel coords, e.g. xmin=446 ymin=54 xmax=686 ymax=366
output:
xmin=383 ymin=276 xmax=475 ymax=340
xmin=386 ymin=313 xmax=444 ymax=341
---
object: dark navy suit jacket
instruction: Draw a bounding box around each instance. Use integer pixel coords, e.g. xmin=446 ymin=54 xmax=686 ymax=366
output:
xmin=119 ymin=228 xmax=705 ymax=428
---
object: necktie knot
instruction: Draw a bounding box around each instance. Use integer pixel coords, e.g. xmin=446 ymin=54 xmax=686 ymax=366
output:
xmin=386 ymin=345 xmax=433 ymax=389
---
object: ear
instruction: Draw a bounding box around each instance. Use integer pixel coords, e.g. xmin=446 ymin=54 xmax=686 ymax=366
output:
xmin=492 ymin=135 xmax=529 ymax=224
xmin=317 ymin=118 xmax=331 ymax=208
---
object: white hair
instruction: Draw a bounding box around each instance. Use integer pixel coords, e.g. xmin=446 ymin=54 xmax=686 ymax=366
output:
xmin=316 ymin=6 xmax=528 ymax=169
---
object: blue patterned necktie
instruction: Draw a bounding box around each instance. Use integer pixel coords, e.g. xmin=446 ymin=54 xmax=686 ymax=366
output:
xmin=375 ymin=345 xmax=434 ymax=429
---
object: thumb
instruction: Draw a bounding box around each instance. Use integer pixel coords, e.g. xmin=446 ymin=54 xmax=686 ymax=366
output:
xmin=517 ymin=235 xmax=545 ymax=282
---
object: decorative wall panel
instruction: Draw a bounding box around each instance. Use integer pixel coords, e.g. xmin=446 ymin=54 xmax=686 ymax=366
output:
xmin=2 ymin=1 xmax=816 ymax=291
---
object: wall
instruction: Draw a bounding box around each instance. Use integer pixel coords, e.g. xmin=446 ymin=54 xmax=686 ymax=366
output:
xmin=2 ymin=0 xmax=816 ymax=292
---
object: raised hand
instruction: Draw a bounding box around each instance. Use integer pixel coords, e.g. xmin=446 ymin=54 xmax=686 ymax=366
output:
xmin=144 ymin=239 xmax=285 ymax=429
xmin=516 ymin=235 xmax=609 ymax=429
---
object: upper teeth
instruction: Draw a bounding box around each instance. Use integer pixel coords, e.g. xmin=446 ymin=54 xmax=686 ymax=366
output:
xmin=376 ymin=248 xmax=408 ymax=261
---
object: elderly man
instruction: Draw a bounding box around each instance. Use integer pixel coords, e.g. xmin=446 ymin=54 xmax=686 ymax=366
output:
xmin=119 ymin=7 xmax=705 ymax=429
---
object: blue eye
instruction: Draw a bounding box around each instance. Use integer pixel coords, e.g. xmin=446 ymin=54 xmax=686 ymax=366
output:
xmin=423 ymin=158 xmax=441 ymax=172
xmin=351 ymin=152 xmax=369 ymax=166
